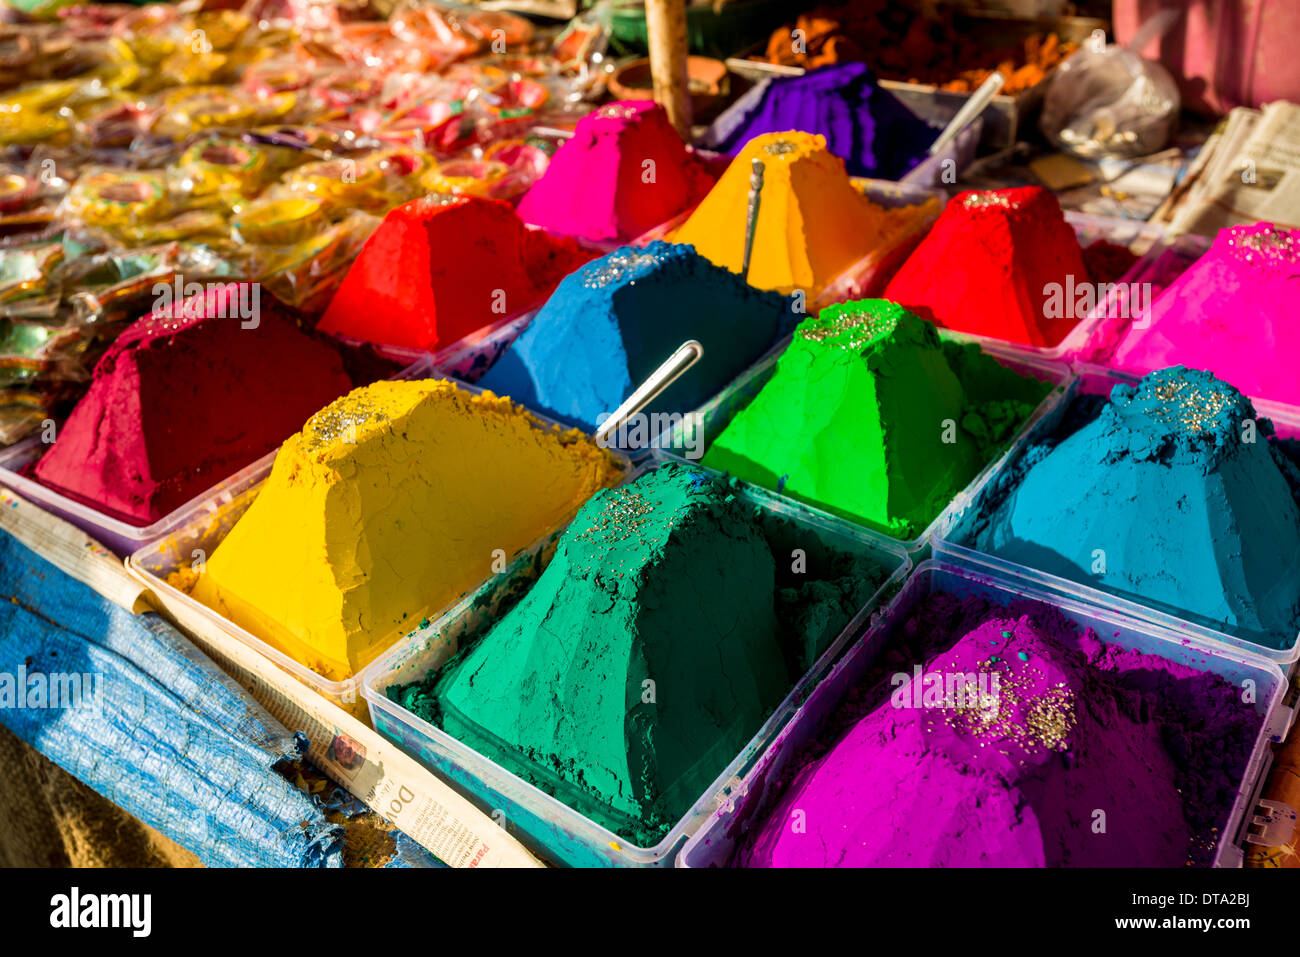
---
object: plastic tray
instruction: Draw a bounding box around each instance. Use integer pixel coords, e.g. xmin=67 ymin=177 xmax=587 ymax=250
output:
xmin=723 ymin=13 xmax=1110 ymax=150
xmin=933 ymin=367 xmax=1300 ymax=666
xmin=432 ymin=308 xmax=540 ymax=385
xmin=653 ymin=345 xmax=1073 ymax=553
xmin=1071 ymin=231 xmax=1212 ymax=366
xmin=898 ymin=117 xmax=981 ymax=191
xmin=933 ymin=211 xmax=1167 ymax=364
xmin=362 ymin=458 xmax=913 ymax=867
xmin=1069 ymin=231 xmax=1300 ymax=425
xmin=125 ymin=374 xmax=633 ymax=715
xmin=628 ymin=178 xmax=945 ymax=306
xmin=0 ymin=351 xmax=435 ymax=556
xmin=439 ymin=181 xmax=943 ymax=461
xmin=814 ymin=179 xmax=945 ymax=308
xmin=678 ymin=560 xmax=1293 ymax=869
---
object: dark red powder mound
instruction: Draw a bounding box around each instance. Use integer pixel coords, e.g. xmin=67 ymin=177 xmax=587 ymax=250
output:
xmin=318 ymin=195 xmax=594 ymax=351
xmin=884 ymin=186 xmax=1090 ymax=348
xmin=1082 ymin=238 xmax=1140 ymax=286
xmin=33 ymin=282 xmax=356 ymax=526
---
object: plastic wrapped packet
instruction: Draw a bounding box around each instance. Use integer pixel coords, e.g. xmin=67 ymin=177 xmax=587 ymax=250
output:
xmin=251 ymin=210 xmax=380 ymax=315
xmin=1040 ymin=43 xmax=1180 ymax=160
xmin=61 ymin=167 xmax=173 ymax=234
xmin=167 ymin=135 xmax=275 ymax=202
xmin=0 ymin=240 xmax=64 ymax=307
xmin=0 ymin=237 xmax=245 ymax=447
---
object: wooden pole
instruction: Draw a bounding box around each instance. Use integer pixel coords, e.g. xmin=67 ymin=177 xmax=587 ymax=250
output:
xmin=644 ymin=0 xmax=692 ymax=137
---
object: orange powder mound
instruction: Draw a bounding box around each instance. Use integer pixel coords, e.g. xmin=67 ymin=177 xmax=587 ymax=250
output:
xmin=668 ymin=131 xmax=918 ymax=297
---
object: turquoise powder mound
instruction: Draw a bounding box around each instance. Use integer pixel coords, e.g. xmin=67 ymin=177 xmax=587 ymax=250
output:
xmin=967 ymin=366 xmax=1300 ymax=651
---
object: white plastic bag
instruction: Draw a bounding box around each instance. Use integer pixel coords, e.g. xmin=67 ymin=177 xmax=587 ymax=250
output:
xmin=1040 ymin=43 xmax=1180 ymax=159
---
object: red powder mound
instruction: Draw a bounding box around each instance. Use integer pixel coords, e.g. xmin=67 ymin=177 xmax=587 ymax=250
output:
xmin=1082 ymin=238 xmax=1139 ymax=286
xmin=318 ymin=195 xmax=594 ymax=351
xmin=884 ymin=186 xmax=1089 ymax=347
xmin=33 ymin=282 xmax=355 ymax=526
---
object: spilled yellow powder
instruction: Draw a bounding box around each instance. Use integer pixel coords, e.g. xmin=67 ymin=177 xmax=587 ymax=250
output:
xmin=191 ymin=379 xmax=624 ymax=681
xmin=670 ymin=130 xmax=922 ymax=297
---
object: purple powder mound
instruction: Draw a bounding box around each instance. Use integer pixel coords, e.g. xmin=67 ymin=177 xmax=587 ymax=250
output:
xmin=699 ymin=62 xmax=934 ymax=180
xmin=739 ymin=591 xmax=1260 ymax=868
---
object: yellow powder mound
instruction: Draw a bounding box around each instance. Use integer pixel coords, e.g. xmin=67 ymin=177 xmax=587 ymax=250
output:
xmin=191 ymin=379 xmax=624 ymax=681
xmin=670 ymin=130 xmax=918 ymax=297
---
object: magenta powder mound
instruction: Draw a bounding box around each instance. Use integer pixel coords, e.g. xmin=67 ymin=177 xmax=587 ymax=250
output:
xmin=515 ymin=100 xmax=717 ymax=245
xmin=740 ymin=591 xmax=1261 ymax=868
xmin=32 ymin=282 xmax=355 ymax=525
xmin=1104 ymin=222 xmax=1300 ymax=406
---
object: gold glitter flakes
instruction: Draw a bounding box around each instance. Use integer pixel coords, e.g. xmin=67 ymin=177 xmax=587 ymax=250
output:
xmin=798 ymin=303 xmax=899 ymax=351
xmin=1147 ymin=377 xmax=1233 ymax=435
xmin=581 ymin=248 xmax=671 ymax=288
xmin=762 ymin=139 xmax=797 ymax=156
xmin=595 ymin=104 xmax=640 ymax=120
xmin=303 ymin=394 xmax=389 ymax=452
xmin=1225 ymin=225 xmax=1298 ymax=266
xmin=961 ymin=191 xmax=1015 ymax=209
xmin=945 ymin=657 xmax=1077 ymax=754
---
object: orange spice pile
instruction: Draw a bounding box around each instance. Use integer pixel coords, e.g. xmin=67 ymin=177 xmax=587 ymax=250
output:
xmin=758 ymin=2 xmax=1077 ymax=95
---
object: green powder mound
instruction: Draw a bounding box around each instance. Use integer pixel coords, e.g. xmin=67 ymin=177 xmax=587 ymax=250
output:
xmin=420 ymin=463 xmax=790 ymax=845
xmin=702 ymin=300 xmax=1053 ymax=539
xmin=758 ymin=507 xmax=886 ymax=674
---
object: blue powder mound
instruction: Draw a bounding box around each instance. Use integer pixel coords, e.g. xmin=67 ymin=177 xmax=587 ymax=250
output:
xmin=700 ymin=63 xmax=934 ymax=180
xmin=965 ymin=366 xmax=1300 ymax=651
xmin=477 ymin=241 xmax=796 ymax=432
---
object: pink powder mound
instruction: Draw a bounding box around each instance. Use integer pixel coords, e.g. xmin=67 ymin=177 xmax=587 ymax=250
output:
xmin=516 ymin=100 xmax=717 ymax=245
xmin=1105 ymin=222 xmax=1300 ymax=406
xmin=738 ymin=593 xmax=1259 ymax=867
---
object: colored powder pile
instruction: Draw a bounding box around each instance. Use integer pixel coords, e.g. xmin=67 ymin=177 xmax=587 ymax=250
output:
xmin=32 ymin=283 xmax=355 ymax=526
xmin=966 ymin=367 xmax=1300 ymax=651
xmin=516 ymin=100 xmax=716 ymax=245
xmin=670 ymin=131 xmax=923 ymax=297
xmin=391 ymin=462 xmax=889 ymax=847
xmin=476 ymin=241 xmax=795 ymax=433
xmin=740 ymin=590 xmax=1261 ymax=867
xmin=190 ymin=379 xmax=624 ymax=680
xmin=1081 ymin=238 xmax=1139 ymax=286
xmin=884 ymin=186 xmax=1091 ymax=348
xmin=318 ymin=195 xmax=593 ymax=352
xmin=1106 ymin=223 xmax=1300 ymax=407
xmin=703 ymin=301 xmax=1052 ymax=540
xmin=701 ymin=63 xmax=934 ymax=180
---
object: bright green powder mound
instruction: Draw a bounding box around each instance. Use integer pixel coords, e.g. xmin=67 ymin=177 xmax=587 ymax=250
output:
xmin=701 ymin=300 xmax=1054 ymax=539
xmin=393 ymin=462 xmax=886 ymax=847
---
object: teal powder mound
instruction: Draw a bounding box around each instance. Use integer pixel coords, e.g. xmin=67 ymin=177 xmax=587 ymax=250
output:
xmin=967 ymin=366 xmax=1300 ymax=651
xmin=391 ymin=463 xmax=888 ymax=847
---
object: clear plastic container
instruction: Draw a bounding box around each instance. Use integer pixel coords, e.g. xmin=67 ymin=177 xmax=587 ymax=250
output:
xmin=934 ymin=211 xmax=1167 ymax=363
xmin=125 ymin=374 xmax=633 ymax=715
xmin=1068 ymin=231 xmax=1300 ymax=427
xmin=1070 ymin=231 xmax=1212 ymax=366
xmin=814 ymin=179 xmax=946 ymax=307
xmin=652 ymin=345 xmax=1074 ymax=552
xmin=898 ymin=117 xmax=982 ymax=191
xmin=933 ymin=367 xmax=1300 ymax=666
xmin=361 ymin=459 xmax=913 ymax=867
xmin=0 ymin=351 xmax=435 ymax=556
xmin=678 ymin=560 xmax=1294 ymax=869
xmin=433 ymin=181 xmax=943 ymax=458
xmin=431 ymin=309 xmax=540 ymax=385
